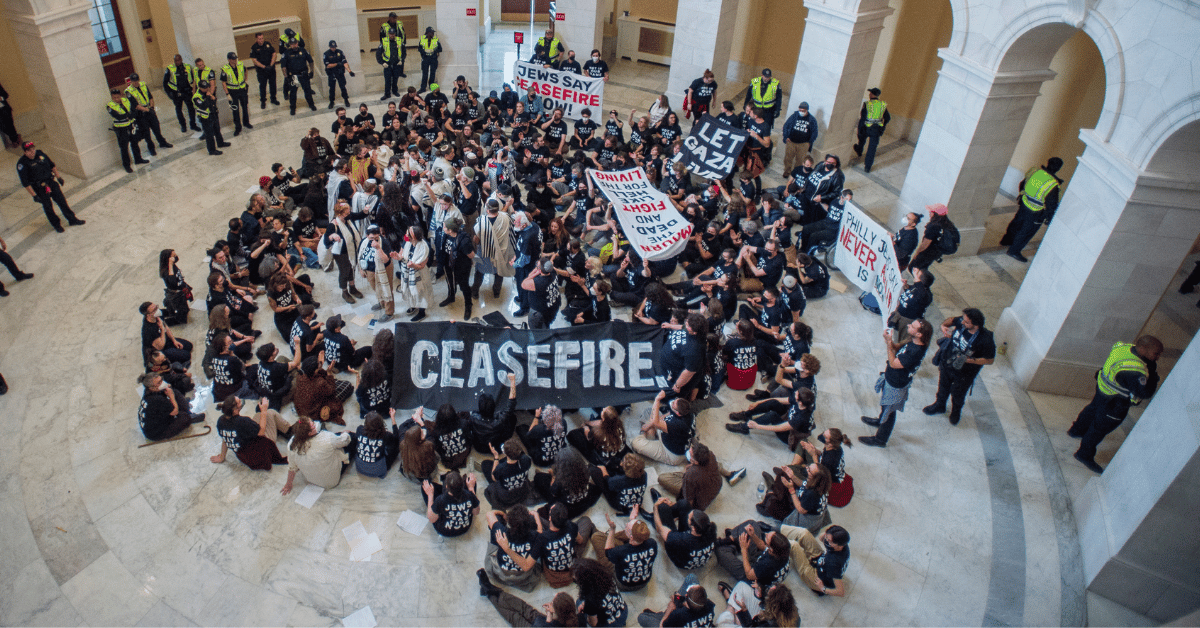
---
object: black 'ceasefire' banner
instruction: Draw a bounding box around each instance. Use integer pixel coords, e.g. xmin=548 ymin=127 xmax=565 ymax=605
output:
xmin=391 ymin=321 xmax=667 ymax=411
xmin=676 ymin=113 xmax=749 ymax=179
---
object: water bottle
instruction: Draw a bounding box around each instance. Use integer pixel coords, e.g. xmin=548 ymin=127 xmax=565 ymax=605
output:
xmin=757 ymin=482 xmax=766 ymax=501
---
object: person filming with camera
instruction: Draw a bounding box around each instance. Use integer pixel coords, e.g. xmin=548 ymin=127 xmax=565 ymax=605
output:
xmin=923 ymin=308 xmax=996 ymax=426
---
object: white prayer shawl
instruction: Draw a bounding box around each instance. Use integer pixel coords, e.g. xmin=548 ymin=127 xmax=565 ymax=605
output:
xmin=325 ymin=170 xmax=348 ymax=223
xmin=475 ymin=211 xmax=515 ymax=277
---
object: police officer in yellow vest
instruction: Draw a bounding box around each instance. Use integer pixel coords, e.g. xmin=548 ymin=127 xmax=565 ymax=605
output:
xmin=743 ymin=68 xmax=782 ymax=131
xmin=1068 ymin=335 xmax=1162 ymax=474
xmin=538 ymin=29 xmax=564 ymax=66
xmin=853 ymin=87 xmax=889 ymax=173
xmin=221 ymin=52 xmax=253 ymax=135
xmin=380 ymin=12 xmax=407 ymax=85
xmin=378 ymin=18 xmax=405 ymax=100
xmin=192 ymin=80 xmax=230 ymax=156
xmin=108 ymin=88 xmax=149 ymax=172
xmin=1000 ymin=157 xmax=1064 ymax=263
xmin=125 ymin=73 xmax=173 ymax=150
xmin=419 ymin=26 xmax=443 ymax=93
xmin=162 ymin=54 xmax=200 ymax=133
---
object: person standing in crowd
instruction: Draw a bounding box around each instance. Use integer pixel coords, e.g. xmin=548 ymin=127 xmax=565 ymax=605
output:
xmin=473 ymin=198 xmax=515 ymax=299
xmin=685 ymin=70 xmax=718 ymax=122
xmin=107 ymin=87 xmax=150 ymax=172
xmin=924 ymin=308 xmax=996 ymax=425
xmin=1001 ymin=157 xmax=1064 ymax=263
xmin=162 ymin=54 xmax=200 ymax=132
xmin=582 ymin=49 xmax=610 ymax=82
xmin=744 ymin=68 xmax=782 ymax=130
xmin=281 ymin=416 xmax=354 ymax=494
xmin=16 ymin=141 xmax=83 ymax=232
xmin=136 ymin=372 xmax=205 ymax=441
xmin=889 ymin=266 xmax=932 ymax=343
xmin=0 ymin=236 xmax=33 ymax=297
xmin=125 ymin=73 xmax=172 ymax=151
xmin=853 ymin=87 xmax=889 ymax=172
xmin=249 ymin=32 xmax=279 ymax=109
xmin=0 ymin=83 xmax=20 ymax=147
xmin=781 ymin=101 xmax=818 ymax=174
xmin=323 ymin=40 xmax=353 ymax=109
xmin=192 ymin=80 xmax=229 ymax=156
xmin=537 ymin=29 xmax=565 ymax=66
xmin=859 ymin=319 xmax=932 ymax=448
xmin=358 ymin=224 xmax=395 ymax=322
xmin=1068 ymin=335 xmax=1162 ymax=474
xmin=892 ymin=211 xmax=922 ymax=270
xmin=282 ymin=39 xmax=317 ymax=114
xmin=419 ymin=27 xmax=442 ymax=92
xmin=440 ymin=216 xmax=476 ymax=319
xmin=220 ymin=51 xmax=253 ymax=135
xmin=906 ymin=203 xmax=950 ymax=272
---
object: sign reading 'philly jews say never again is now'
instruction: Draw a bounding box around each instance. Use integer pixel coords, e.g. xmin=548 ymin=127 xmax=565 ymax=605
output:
xmin=391 ymin=321 xmax=668 ymax=411
xmin=588 ymin=167 xmax=693 ymax=261
xmin=835 ymin=201 xmax=904 ymax=327
xmin=513 ymin=61 xmax=605 ymax=120
xmin=676 ymin=114 xmax=749 ymax=179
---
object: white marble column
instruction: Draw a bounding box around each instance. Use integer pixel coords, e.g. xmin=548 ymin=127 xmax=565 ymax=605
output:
xmin=553 ymin=0 xmax=605 ymax=61
xmin=996 ymin=131 xmax=1200 ymax=394
xmin=664 ymin=0 xmax=740 ymax=108
xmin=894 ymin=49 xmax=1055 ymax=254
xmin=434 ymin=0 xmax=481 ymax=88
xmin=788 ymin=0 xmax=892 ymax=161
xmin=1073 ymin=333 xmax=1200 ymax=621
xmin=165 ymin=0 xmax=234 ymax=71
xmin=5 ymin=0 xmax=115 ymax=177
xmin=308 ymin=0 xmax=365 ymax=100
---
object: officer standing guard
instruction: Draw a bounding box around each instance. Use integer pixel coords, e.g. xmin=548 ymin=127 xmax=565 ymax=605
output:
xmin=537 ymin=28 xmax=564 ymax=66
xmin=1000 ymin=157 xmax=1064 ymax=263
xmin=250 ymin=32 xmax=280 ymax=108
xmin=16 ymin=141 xmax=84 ymax=232
xmin=378 ymin=18 xmax=405 ymax=100
xmin=125 ymin=73 xmax=173 ymax=150
xmin=324 ymin=40 xmax=353 ymax=109
xmin=108 ymin=87 xmax=150 ymax=171
xmin=279 ymin=28 xmax=307 ymax=103
xmin=853 ymin=87 xmax=889 ymax=173
xmin=1068 ymin=335 xmax=1163 ymax=474
xmin=282 ymin=40 xmax=317 ymax=115
xmin=194 ymin=58 xmax=216 ymax=88
xmin=419 ymin=27 xmax=442 ymax=93
xmin=743 ymin=68 xmax=782 ymax=131
xmin=162 ymin=54 xmax=199 ymax=133
xmin=221 ymin=51 xmax=253 ymax=135
xmin=192 ymin=80 xmax=229 ymax=155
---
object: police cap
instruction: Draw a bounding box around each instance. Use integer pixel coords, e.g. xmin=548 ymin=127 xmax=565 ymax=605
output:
xmin=129 ymin=72 xmax=139 ymax=81
xmin=227 ymin=51 xmax=237 ymax=59
xmin=198 ymin=80 xmax=210 ymax=90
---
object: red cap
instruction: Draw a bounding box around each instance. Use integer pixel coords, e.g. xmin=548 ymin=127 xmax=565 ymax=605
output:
xmin=259 ymin=175 xmax=272 ymax=188
xmin=926 ymin=203 xmax=948 ymax=216
xmin=21 ymin=141 xmax=35 ymax=150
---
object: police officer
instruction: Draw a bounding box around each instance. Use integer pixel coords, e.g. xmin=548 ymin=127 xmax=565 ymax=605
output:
xmin=16 ymin=141 xmax=84 ymax=232
xmin=162 ymin=54 xmax=199 ymax=133
xmin=323 ymin=40 xmax=353 ymax=109
xmin=282 ymin=40 xmax=317 ymax=114
xmin=220 ymin=52 xmax=253 ymax=135
xmin=108 ymin=87 xmax=150 ymax=171
xmin=1000 ymin=157 xmax=1064 ymax=263
xmin=377 ymin=22 xmax=405 ymax=100
xmin=419 ymin=26 xmax=442 ymax=93
xmin=743 ymin=68 xmax=782 ymax=130
xmin=194 ymin=58 xmax=216 ymax=88
xmin=853 ymin=87 xmax=889 ymax=173
xmin=249 ymin=32 xmax=280 ymax=108
xmin=192 ymin=80 xmax=229 ymax=155
xmin=125 ymin=73 xmax=173 ymax=150
xmin=379 ymin=12 xmax=407 ymax=86
xmin=537 ymin=29 xmax=564 ymax=66
xmin=781 ymin=101 xmax=818 ymax=175
xmin=1068 ymin=335 xmax=1163 ymax=474
xmin=279 ymin=28 xmax=307 ymax=102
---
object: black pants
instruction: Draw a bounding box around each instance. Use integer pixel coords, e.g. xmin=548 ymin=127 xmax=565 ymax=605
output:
xmin=447 ymin=267 xmax=473 ymax=317
xmin=420 ymin=58 xmax=438 ymax=91
xmin=115 ymin=126 xmax=146 ymax=168
xmin=1180 ymin=261 xmax=1200 ymax=293
xmin=472 ymin=270 xmax=504 ymax=297
xmin=932 ymin=367 xmax=975 ymax=420
xmin=0 ymin=105 xmax=17 ymax=144
xmin=171 ymin=94 xmax=197 ymax=132
xmin=287 ymin=73 xmax=315 ymax=112
xmin=802 ymin=219 xmax=840 ymax=252
xmin=256 ymin=67 xmax=277 ymax=105
xmin=228 ymin=88 xmax=251 ymax=131
xmin=655 ymin=499 xmax=693 ymax=535
xmin=31 ymin=180 xmax=78 ymax=229
xmin=328 ymin=72 xmax=349 ymax=104
xmin=333 ymin=346 xmax=373 ymax=372
xmin=137 ymin=110 xmax=170 ymax=147
xmin=1069 ymin=388 xmax=1130 ymax=462
xmin=383 ymin=64 xmax=402 ymax=97
xmin=199 ymin=116 xmax=224 ymax=154
xmin=857 ymin=122 xmax=884 ymax=172
xmin=1002 ymin=205 xmax=1045 ymax=255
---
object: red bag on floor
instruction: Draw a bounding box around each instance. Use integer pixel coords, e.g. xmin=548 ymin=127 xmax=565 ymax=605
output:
xmin=726 ymin=363 xmax=757 ymax=390
xmin=828 ymin=473 xmax=854 ymax=508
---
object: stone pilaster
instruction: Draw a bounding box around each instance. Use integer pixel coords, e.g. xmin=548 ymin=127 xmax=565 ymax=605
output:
xmin=433 ymin=0 xmax=481 ymax=88
xmin=165 ymin=0 xmax=235 ymax=72
xmin=554 ymin=0 xmax=605 ymax=60
xmin=308 ymin=0 xmax=366 ymax=100
xmin=664 ymin=0 xmax=740 ymax=107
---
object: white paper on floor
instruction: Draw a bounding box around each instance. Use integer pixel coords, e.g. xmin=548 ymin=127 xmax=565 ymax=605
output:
xmin=342 ymin=521 xmax=382 ymax=561
xmin=342 ymin=605 xmax=377 ymax=628
xmin=294 ymin=484 xmax=324 ymax=509
xmin=244 ymin=185 xmax=259 ymax=194
xmin=190 ymin=298 xmax=208 ymax=311
xmin=189 ymin=383 xmax=212 ymax=415
xmin=396 ymin=510 xmax=429 ymax=536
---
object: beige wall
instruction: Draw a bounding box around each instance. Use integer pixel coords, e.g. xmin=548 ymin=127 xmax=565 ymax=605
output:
xmin=725 ymin=0 xmax=804 ymax=89
xmin=876 ymin=0 xmax=951 ymax=135
xmin=1009 ymin=30 xmax=1105 ymax=186
xmin=629 ymin=0 xmax=676 ymax=23
xmin=0 ymin=19 xmax=38 ymax=118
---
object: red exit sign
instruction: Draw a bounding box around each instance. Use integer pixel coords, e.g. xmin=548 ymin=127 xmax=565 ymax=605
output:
xmin=556 ymin=12 xmax=565 ymax=20
xmin=466 ymin=7 xmax=476 ymax=15
xmin=514 ymin=31 xmax=524 ymax=43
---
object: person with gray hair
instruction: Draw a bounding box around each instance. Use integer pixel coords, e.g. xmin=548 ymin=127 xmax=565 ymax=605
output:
xmin=520 ymin=255 xmax=561 ymax=325
xmin=517 ymin=404 xmax=568 ymax=467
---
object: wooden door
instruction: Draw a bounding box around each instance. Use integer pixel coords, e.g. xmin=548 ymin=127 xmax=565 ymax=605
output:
xmin=90 ymin=0 xmax=135 ymax=88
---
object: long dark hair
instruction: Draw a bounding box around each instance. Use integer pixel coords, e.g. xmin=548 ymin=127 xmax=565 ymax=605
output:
xmin=363 ymin=411 xmax=387 ymax=439
xmin=551 ymin=448 xmax=590 ymax=499
xmin=359 ymin=359 xmax=387 ymax=390
xmin=433 ymin=403 xmax=461 ymax=436
xmin=572 ymin=558 xmax=616 ymax=600
xmin=371 ymin=329 xmax=395 ymax=369
xmin=158 ymin=249 xmax=175 ymax=278
xmin=504 ymin=504 xmax=536 ymax=542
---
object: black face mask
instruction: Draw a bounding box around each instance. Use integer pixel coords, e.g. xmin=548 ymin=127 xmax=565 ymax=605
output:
xmin=824 ymin=540 xmax=835 ymax=552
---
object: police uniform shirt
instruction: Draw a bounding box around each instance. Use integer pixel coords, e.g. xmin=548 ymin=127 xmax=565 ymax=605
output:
xmin=324 ymin=49 xmax=348 ymax=74
xmin=250 ymin=41 xmax=276 ymax=68
xmin=606 ymin=538 xmax=657 ymax=588
xmin=283 ymin=48 xmax=313 ymax=74
xmin=16 ymin=150 xmax=56 ymax=188
xmin=582 ymin=59 xmax=609 ymax=79
xmin=687 ymin=78 xmax=718 ymax=105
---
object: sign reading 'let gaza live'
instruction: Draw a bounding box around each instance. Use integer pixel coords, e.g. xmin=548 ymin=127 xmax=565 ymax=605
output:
xmin=513 ymin=61 xmax=605 ymax=119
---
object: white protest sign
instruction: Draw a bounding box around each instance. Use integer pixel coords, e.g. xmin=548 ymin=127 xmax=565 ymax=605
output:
xmin=512 ymin=61 xmax=605 ymax=120
xmin=835 ymin=202 xmax=904 ymax=326
xmin=588 ymin=168 xmax=692 ymax=261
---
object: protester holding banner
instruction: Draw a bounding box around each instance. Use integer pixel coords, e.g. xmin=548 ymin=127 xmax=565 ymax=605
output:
xmin=582 ymin=50 xmax=609 ymax=81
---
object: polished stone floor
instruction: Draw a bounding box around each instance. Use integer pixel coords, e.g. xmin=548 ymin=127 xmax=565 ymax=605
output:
xmin=1 ymin=28 xmax=1195 ymax=628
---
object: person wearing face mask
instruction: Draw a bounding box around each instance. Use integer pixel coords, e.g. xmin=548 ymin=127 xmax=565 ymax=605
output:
xmin=803 ymin=154 xmax=844 ymax=221
xmin=582 ymin=49 xmax=609 ymax=82
xmin=357 ymin=224 xmax=394 ymax=321
xmin=136 ymin=372 xmax=205 ymax=441
xmin=520 ymin=256 xmax=561 ymax=326
xmin=570 ymin=108 xmax=600 ymax=151
xmin=782 ymin=101 xmax=819 ymax=174
xmin=685 ymin=69 xmax=718 ymax=122
xmin=439 ymin=216 xmax=476 ymax=318
xmin=559 ymin=49 xmax=581 ymax=74
xmin=781 ymin=524 xmax=851 ymax=597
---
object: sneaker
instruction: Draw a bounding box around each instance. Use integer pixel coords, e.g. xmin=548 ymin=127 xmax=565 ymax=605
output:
xmin=922 ymin=404 xmax=945 ymax=415
xmin=857 ymin=435 xmax=886 ymax=448
xmin=439 ymin=297 xmax=455 ymax=307
xmin=349 ymin=287 xmax=365 ymax=299
xmin=68 ymin=220 xmax=85 ymax=226
xmin=649 ymin=487 xmax=662 ymax=504
xmin=725 ymin=422 xmax=749 ymax=434
xmin=53 ymin=224 xmax=65 ymax=233
xmin=860 ymin=415 xmax=880 ymax=426
xmin=244 ymin=123 xmax=254 ymax=129
xmin=190 ymin=413 xmax=206 ymax=424
xmin=262 ymin=103 xmax=267 ymax=109
xmin=727 ymin=468 xmax=746 ymax=485
xmin=1073 ymin=452 xmax=1104 ymax=474
xmin=745 ymin=390 xmax=769 ymax=401
xmin=728 ymin=411 xmax=750 ymax=422
xmin=0 ymin=287 xmax=8 ymax=297
xmin=852 ymin=143 xmax=862 ymax=156
xmin=371 ymin=303 xmax=384 ymax=311
xmin=410 ymin=311 xmax=427 ymax=322
xmin=1066 ymin=430 xmax=1083 ymax=439
xmin=159 ymin=143 xmax=174 ymax=148
xmin=377 ymin=312 xmax=393 ymax=322
xmin=15 ymin=273 xmax=33 ymax=281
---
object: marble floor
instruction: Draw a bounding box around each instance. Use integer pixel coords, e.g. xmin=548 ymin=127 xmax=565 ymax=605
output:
xmin=0 ymin=26 xmax=1192 ymax=628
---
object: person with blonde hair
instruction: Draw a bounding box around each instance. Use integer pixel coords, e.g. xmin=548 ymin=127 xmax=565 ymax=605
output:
xmin=280 ymin=415 xmax=353 ymax=494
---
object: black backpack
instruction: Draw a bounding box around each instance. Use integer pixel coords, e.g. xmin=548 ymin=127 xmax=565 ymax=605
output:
xmin=937 ymin=219 xmax=960 ymax=256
